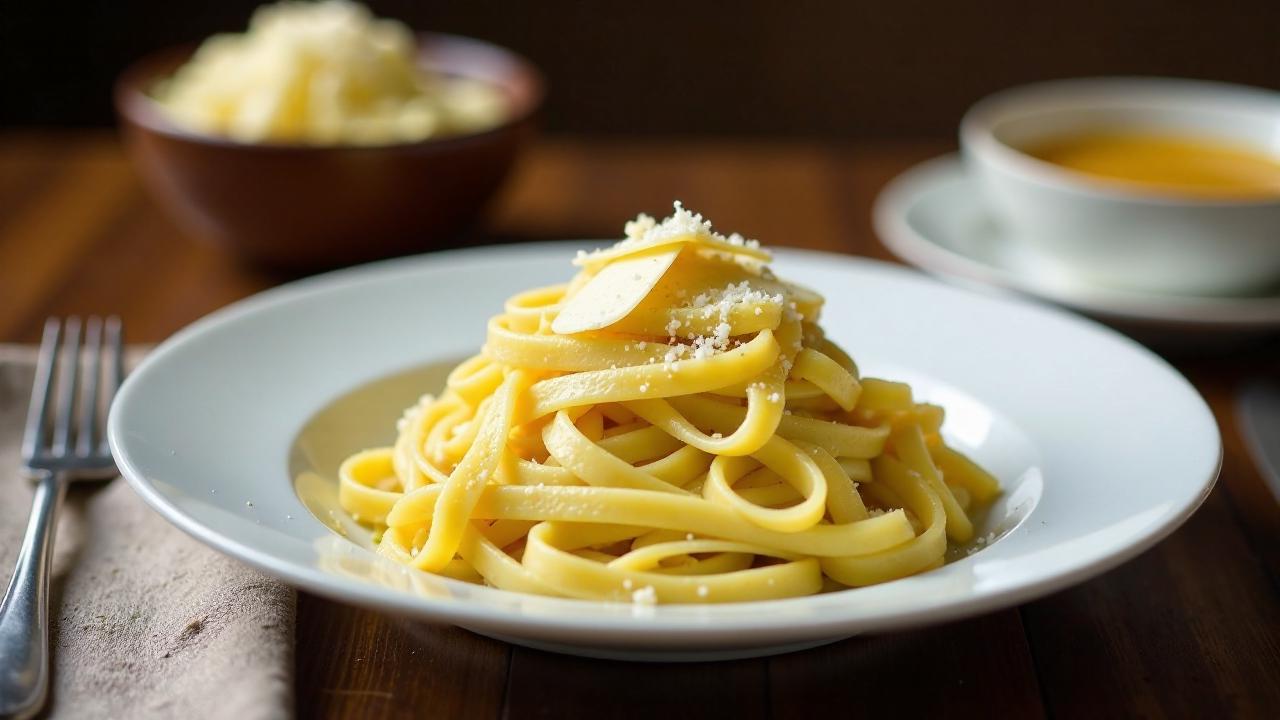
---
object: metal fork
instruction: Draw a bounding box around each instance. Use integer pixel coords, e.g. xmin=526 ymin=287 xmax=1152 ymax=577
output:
xmin=0 ymin=317 xmax=123 ymax=720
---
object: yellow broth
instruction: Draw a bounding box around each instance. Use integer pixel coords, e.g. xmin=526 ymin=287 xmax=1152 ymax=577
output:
xmin=1021 ymin=131 xmax=1280 ymax=199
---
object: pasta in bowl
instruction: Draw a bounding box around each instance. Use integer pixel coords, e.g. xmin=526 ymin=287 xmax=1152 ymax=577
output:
xmin=109 ymin=214 xmax=1221 ymax=657
xmin=338 ymin=203 xmax=1000 ymax=604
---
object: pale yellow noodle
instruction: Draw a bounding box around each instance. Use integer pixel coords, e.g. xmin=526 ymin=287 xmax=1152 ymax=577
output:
xmin=338 ymin=204 xmax=1000 ymax=604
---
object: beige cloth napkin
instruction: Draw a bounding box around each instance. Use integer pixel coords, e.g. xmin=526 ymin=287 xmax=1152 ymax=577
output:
xmin=0 ymin=346 xmax=294 ymax=719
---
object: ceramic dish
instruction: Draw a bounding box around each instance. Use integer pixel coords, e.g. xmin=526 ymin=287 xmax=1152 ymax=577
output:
xmin=961 ymin=77 xmax=1280 ymax=295
xmin=875 ymin=155 xmax=1280 ymax=336
xmin=116 ymin=33 xmax=544 ymax=269
xmin=108 ymin=243 xmax=1221 ymax=661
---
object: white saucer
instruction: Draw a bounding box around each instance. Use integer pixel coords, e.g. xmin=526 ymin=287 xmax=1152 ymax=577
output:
xmin=873 ymin=154 xmax=1280 ymax=335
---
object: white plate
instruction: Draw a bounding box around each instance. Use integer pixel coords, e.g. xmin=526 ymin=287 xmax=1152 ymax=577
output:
xmin=874 ymin=154 xmax=1280 ymax=334
xmin=108 ymin=243 xmax=1222 ymax=661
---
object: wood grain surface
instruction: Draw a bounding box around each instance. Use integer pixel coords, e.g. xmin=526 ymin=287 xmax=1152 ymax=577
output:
xmin=1 ymin=131 xmax=1276 ymax=719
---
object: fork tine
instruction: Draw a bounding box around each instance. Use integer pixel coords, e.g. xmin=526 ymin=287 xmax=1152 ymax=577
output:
xmin=21 ymin=319 xmax=62 ymax=461
xmin=99 ymin=316 xmax=124 ymax=455
xmin=50 ymin=317 xmax=82 ymax=456
xmin=75 ymin=316 xmax=104 ymax=456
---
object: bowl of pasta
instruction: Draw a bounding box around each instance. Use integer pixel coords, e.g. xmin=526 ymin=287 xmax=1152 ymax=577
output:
xmin=108 ymin=203 xmax=1221 ymax=660
xmin=115 ymin=1 xmax=543 ymax=269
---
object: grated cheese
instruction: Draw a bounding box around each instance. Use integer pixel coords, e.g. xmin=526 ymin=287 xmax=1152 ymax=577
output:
xmin=622 ymin=201 xmax=761 ymax=250
xmin=574 ymin=201 xmax=770 ymax=269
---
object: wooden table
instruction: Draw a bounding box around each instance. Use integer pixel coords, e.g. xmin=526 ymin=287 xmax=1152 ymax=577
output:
xmin=1 ymin=132 xmax=1277 ymax=718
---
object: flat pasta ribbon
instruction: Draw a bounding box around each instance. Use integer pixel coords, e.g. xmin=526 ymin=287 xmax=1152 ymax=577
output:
xmin=338 ymin=203 xmax=1001 ymax=604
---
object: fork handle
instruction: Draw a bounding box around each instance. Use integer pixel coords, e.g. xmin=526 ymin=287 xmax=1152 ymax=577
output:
xmin=0 ymin=473 xmax=66 ymax=720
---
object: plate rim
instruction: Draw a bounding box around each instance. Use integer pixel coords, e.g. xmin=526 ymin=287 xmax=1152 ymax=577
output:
xmin=873 ymin=153 xmax=1280 ymax=329
xmin=108 ymin=242 xmax=1224 ymax=645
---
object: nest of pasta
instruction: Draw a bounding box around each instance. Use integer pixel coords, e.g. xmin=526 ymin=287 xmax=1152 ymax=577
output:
xmin=340 ymin=202 xmax=999 ymax=604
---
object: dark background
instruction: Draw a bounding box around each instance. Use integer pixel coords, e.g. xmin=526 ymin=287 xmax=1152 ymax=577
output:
xmin=3 ymin=0 xmax=1279 ymax=137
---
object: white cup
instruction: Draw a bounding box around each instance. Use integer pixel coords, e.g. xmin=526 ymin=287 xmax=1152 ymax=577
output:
xmin=961 ymin=77 xmax=1280 ymax=296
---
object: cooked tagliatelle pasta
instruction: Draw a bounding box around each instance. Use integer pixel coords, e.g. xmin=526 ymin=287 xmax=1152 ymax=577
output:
xmin=338 ymin=202 xmax=1000 ymax=604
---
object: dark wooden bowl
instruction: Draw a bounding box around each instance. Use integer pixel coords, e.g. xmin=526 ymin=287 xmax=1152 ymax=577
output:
xmin=115 ymin=33 xmax=543 ymax=270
